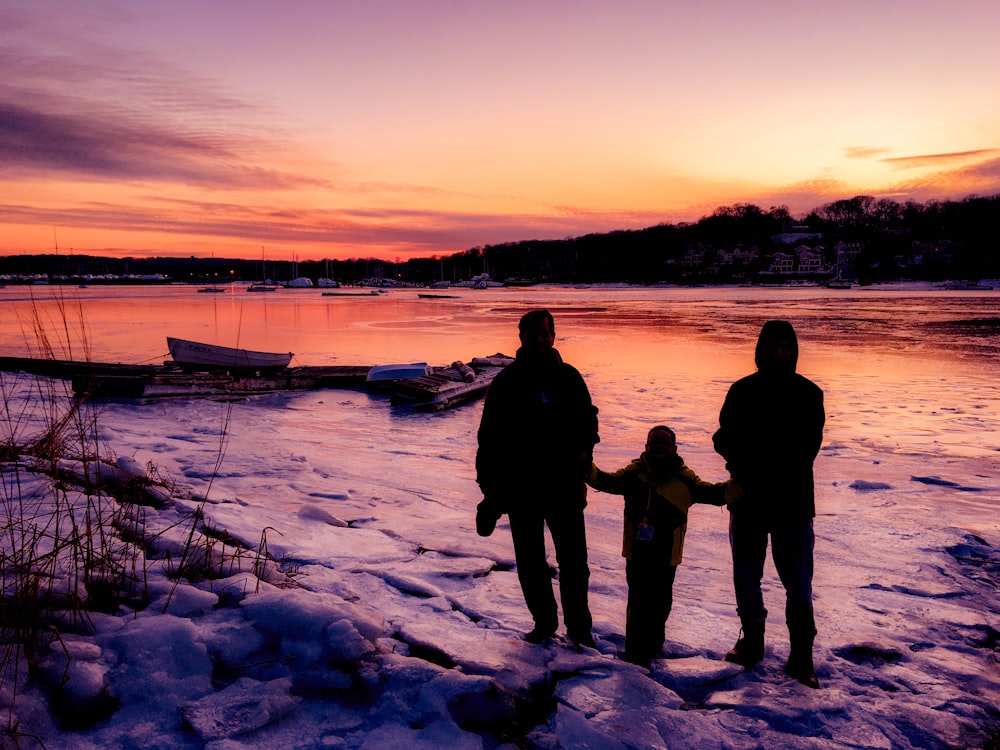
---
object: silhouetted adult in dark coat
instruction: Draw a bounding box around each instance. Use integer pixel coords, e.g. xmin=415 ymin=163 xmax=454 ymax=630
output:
xmin=713 ymin=319 xmax=825 ymax=688
xmin=475 ymin=309 xmax=599 ymax=647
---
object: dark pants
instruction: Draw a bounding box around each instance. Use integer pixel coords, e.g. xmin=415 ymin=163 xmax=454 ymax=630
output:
xmin=507 ymin=500 xmax=592 ymax=639
xmin=624 ymin=556 xmax=677 ymax=666
xmin=729 ymin=513 xmax=816 ymax=639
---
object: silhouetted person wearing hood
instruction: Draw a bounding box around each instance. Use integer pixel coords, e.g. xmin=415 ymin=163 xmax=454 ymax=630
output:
xmin=713 ymin=320 xmax=825 ymax=688
xmin=475 ymin=309 xmax=600 ymax=647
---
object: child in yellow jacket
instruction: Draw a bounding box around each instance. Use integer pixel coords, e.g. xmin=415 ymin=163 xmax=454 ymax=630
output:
xmin=587 ymin=424 xmax=738 ymax=667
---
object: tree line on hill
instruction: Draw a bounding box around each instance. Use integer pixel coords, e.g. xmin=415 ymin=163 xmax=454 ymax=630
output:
xmin=2 ymin=194 xmax=997 ymax=286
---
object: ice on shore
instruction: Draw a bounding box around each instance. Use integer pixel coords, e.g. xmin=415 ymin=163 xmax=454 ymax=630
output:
xmin=3 ymin=368 xmax=997 ymax=750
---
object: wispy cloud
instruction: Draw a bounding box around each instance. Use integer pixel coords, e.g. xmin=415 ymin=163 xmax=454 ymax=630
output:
xmin=887 ymin=154 xmax=1000 ymax=202
xmin=0 ymin=197 xmax=647 ymax=258
xmin=0 ymin=27 xmax=324 ymax=192
xmin=0 ymin=103 xmax=275 ymax=188
xmin=845 ymin=146 xmax=890 ymax=160
xmin=0 ymin=99 xmax=326 ymax=190
xmin=964 ymin=156 xmax=1000 ymax=181
xmin=881 ymin=149 xmax=999 ymax=169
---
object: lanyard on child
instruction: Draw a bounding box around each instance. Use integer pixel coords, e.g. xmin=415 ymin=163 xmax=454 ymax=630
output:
xmin=636 ymin=488 xmax=655 ymax=541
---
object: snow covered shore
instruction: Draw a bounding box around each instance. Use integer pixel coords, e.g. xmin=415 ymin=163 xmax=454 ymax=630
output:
xmin=2 ymin=371 xmax=997 ymax=750
xmin=1 ymin=285 xmax=998 ymax=748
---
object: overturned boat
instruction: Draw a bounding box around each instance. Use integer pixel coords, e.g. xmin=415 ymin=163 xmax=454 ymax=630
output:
xmin=166 ymin=337 xmax=293 ymax=373
xmin=365 ymin=362 xmax=432 ymax=390
xmin=389 ymin=354 xmax=513 ymax=410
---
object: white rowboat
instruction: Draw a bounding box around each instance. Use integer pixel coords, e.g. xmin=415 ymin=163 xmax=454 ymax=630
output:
xmin=166 ymin=337 xmax=292 ymax=373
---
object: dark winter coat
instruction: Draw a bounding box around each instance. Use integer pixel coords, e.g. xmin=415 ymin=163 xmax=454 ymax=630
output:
xmin=476 ymin=346 xmax=599 ymax=510
xmin=713 ymin=321 xmax=825 ymax=520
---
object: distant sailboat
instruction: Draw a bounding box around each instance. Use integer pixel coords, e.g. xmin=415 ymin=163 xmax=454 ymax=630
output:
xmin=248 ymin=246 xmax=280 ymax=292
xmin=430 ymin=258 xmax=450 ymax=289
xmin=285 ymin=252 xmax=313 ymax=288
xmin=317 ymin=258 xmax=339 ymax=288
xmin=198 ymin=255 xmax=226 ymax=292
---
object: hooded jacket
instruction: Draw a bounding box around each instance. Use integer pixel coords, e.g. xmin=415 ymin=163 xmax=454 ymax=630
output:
xmin=587 ymin=453 xmax=734 ymax=565
xmin=712 ymin=320 xmax=825 ymax=519
xmin=476 ymin=346 xmax=599 ymax=509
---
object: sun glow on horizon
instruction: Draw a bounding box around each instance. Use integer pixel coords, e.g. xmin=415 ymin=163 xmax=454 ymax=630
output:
xmin=1 ymin=0 xmax=998 ymax=262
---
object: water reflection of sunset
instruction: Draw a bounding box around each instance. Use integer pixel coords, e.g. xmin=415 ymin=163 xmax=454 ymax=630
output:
xmin=4 ymin=287 xmax=996 ymax=381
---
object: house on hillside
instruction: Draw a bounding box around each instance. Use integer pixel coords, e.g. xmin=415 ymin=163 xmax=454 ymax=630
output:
xmin=795 ymin=245 xmax=825 ymax=274
xmin=833 ymin=241 xmax=864 ymax=262
xmin=681 ymin=246 xmax=705 ymax=267
xmin=767 ymin=252 xmax=795 ymax=274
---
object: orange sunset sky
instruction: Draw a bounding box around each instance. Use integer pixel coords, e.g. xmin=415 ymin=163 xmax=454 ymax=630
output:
xmin=2 ymin=0 xmax=999 ymax=262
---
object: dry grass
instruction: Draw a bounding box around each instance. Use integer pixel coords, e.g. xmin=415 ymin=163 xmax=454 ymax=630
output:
xmin=0 ymin=295 xmax=297 ymax=736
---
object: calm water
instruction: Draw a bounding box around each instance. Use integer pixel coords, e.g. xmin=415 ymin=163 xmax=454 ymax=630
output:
xmin=4 ymin=281 xmax=998 ymax=442
xmin=3 ymin=283 xmax=998 ymax=376
xmin=2 ymin=283 xmax=997 ymax=528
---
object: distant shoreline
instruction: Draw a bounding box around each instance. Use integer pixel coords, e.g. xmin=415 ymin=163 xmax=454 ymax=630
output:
xmin=1 ymin=279 xmax=997 ymax=291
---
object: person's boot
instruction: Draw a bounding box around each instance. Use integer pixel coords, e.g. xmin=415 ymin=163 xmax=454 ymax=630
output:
xmin=524 ymin=621 xmax=557 ymax=644
xmin=725 ymin=619 xmax=765 ymax=667
xmin=785 ymin=632 xmax=819 ymax=688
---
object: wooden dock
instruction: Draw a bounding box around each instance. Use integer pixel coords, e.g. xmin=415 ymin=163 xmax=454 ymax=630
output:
xmin=0 ymin=356 xmax=371 ymax=399
xmin=388 ymin=354 xmax=513 ymax=410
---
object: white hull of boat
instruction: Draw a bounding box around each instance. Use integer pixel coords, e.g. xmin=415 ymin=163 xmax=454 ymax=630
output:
xmin=167 ymin=337 xmax=292 ymax=372
xmin=389 ymin=354 xmax=513 ymax=410
xmin=365 ymin=362 xmax=432 ymax=390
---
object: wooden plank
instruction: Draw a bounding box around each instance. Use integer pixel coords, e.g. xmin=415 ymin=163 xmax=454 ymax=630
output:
xmin=0 ymin=357 xmax=373 ymax=398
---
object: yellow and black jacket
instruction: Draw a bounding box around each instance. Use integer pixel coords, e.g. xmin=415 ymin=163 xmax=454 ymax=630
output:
xmin=587 ymin=454 xmax=736 ymax=566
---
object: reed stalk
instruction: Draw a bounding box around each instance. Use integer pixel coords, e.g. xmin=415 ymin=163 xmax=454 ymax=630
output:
xmin=0 ymin=295 xmax=296 ymax=732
